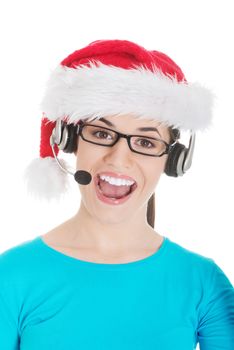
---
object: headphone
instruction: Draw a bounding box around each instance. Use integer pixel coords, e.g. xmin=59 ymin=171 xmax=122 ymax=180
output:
xmin=50 ymin=119 xmax=196 ymax=178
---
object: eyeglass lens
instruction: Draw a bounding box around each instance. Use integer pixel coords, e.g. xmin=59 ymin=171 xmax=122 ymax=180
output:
xmin=81 ymin=125 xmax=167 ymax=156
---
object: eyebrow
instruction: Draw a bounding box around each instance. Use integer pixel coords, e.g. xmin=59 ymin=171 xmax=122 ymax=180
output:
xmin=97 ymin=117 xmax=162 ymax=137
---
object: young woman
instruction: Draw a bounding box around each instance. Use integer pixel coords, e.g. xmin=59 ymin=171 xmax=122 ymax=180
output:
xmin=1 ymin=39 xmax=233 ymax=349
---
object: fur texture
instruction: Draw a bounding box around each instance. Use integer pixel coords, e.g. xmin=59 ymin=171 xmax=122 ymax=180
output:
xmin=40 ymin=62 xmax=215 ymax=132
xmin=23 ymin=157 xmax=72 ymax=201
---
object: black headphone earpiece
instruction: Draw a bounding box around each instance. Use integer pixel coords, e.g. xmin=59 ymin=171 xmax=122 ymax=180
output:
xmin=54 ymin=120 xmax=78 ymax=154
xmin=164 ymin=142 xmax=186 ymax=177
xmin=62 ymin=123 xmax=78 ymax=153
xmin=51 ymin=120 xmax=195 ymax=178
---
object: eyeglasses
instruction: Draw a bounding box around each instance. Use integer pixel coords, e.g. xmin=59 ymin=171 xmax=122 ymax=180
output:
xmin=77 ymin=122 xmax=177 ymax=157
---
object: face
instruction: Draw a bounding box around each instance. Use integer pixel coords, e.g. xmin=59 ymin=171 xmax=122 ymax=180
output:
xmin=74 ymin=114 xmax=171 ymax=225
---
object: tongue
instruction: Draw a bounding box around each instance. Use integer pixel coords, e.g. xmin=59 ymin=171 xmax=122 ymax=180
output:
xmin=99 ymin=179 xmax=132 ymax=199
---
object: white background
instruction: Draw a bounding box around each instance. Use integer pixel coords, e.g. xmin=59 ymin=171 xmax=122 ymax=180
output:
xmin=0 ymin=0 xmax=233 ymax=296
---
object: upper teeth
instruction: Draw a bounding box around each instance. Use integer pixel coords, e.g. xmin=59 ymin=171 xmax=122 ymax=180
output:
xmin=99 ymin=175 xmax=135 ymax=186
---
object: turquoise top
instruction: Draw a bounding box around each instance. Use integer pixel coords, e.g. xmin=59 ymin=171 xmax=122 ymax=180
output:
xmin=0 ymin=235 xmax=233 ymax=349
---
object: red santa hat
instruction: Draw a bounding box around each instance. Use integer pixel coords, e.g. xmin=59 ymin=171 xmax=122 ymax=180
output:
xmin=23 ymin=39 xmax=214 ymax=201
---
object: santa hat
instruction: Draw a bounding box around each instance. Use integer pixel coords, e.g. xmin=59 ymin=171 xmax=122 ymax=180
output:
xmin=23 ymin=39 xmax=214 ymax=201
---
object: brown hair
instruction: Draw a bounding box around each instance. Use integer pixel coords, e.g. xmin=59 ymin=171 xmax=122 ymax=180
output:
xmin=146 ymin=127 xmax=179 ymax=228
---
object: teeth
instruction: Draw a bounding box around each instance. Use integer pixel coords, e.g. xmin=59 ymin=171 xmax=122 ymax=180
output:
xmin=99 ymin=175 xmax=135 ymax=187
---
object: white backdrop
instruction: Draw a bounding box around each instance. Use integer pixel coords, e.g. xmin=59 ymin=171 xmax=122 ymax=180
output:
xmin=0 ymin=0 xmax=233 ymax=290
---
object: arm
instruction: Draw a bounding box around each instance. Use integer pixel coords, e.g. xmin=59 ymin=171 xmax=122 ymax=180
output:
xmin=0 ymin=254 xmax=20 ymax=350
xmin=197 ymin=261 xmax=234 ymax=349
xmin=0 ymin=289 xmax=20 ymax=349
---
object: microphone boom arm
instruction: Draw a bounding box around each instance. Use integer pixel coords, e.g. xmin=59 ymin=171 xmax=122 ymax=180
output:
xmin=50 ymin=134 xmax=74 ymax=176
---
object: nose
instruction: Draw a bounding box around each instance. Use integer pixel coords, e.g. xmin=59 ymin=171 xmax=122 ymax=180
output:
xmin=103 ymin=136 xmax=133 ymax=165
xmin=112 ymin=136 xmax=131 ymax=153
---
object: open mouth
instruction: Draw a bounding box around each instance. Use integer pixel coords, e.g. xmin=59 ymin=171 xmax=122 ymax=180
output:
xmin=94 ymin=174 xmax=138 ymax=204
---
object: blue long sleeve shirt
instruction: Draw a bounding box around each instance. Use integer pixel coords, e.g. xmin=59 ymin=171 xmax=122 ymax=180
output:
xmin=0 ymin=235 xmax=233 ymax=349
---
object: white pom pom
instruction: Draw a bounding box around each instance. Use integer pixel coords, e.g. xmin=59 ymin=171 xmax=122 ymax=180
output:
xmin=23 ymin=157 xmax=72 ymax=201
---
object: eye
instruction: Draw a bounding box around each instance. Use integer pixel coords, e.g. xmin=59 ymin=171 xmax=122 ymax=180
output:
xmin=92 ymin=130 xmax=112 ymax=140
xmin=136 ymin=138 xmax=156 ymax=148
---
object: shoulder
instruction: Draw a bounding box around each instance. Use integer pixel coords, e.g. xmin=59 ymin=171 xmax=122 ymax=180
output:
xmin=165 ymin=237 xmax=234 ymax=301
xmin=0 ymin=236 xmax=39 ymax=260
xmin=166 ymin=237 xmax=218 ymax=277
xmin=167 ymin=237 xmax=214 ymax=263
xmin=0 ymin=237 xmax=40 ymax=280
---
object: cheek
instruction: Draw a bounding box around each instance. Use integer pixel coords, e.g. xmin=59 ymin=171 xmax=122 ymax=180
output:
xmin=76 ymin=152 xmax=93 ymax=169
xmin=75 ymin=141 xmax=103 ymax=168
xmin=143 ymin=156 xmax=168 ymax=186
xmin=145 ymin=155 xmax=167 ymax=174
xmin=77 ymin=137 xmax=96 ymax=153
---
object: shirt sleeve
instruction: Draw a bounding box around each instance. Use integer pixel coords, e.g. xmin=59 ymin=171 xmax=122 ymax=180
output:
xmin=0 ymin=289 xmax=20 ymax=350
xmin=197 ymin=260 xmax=234 ymax=349
xmin=0 ymin=254 xmax=20 ymax=350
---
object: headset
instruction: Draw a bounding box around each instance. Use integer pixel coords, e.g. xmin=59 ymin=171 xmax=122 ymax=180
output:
xmin=50 ymin=119 xmax=196 ymax=181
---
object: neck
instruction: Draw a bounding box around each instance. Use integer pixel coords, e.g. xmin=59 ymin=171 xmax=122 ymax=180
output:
xmin=65 ymin=200 xmax=160 ymax=255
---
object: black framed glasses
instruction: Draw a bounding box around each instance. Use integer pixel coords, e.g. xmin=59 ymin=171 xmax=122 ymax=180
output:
xmin=77 ymin=121 xmax=177 ymax=157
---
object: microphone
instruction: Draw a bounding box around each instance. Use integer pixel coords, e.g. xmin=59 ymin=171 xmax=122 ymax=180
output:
xmin=50 ymin=135 xmax=92 ymax=185
xmin=74 ymin=170 xmax=92 ymax=185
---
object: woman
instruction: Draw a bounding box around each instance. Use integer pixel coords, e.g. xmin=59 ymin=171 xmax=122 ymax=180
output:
xmin=1 ymin=39 xmax=233 ymax=349
xmin=40 ymin=113 xmax=174 ymax=263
